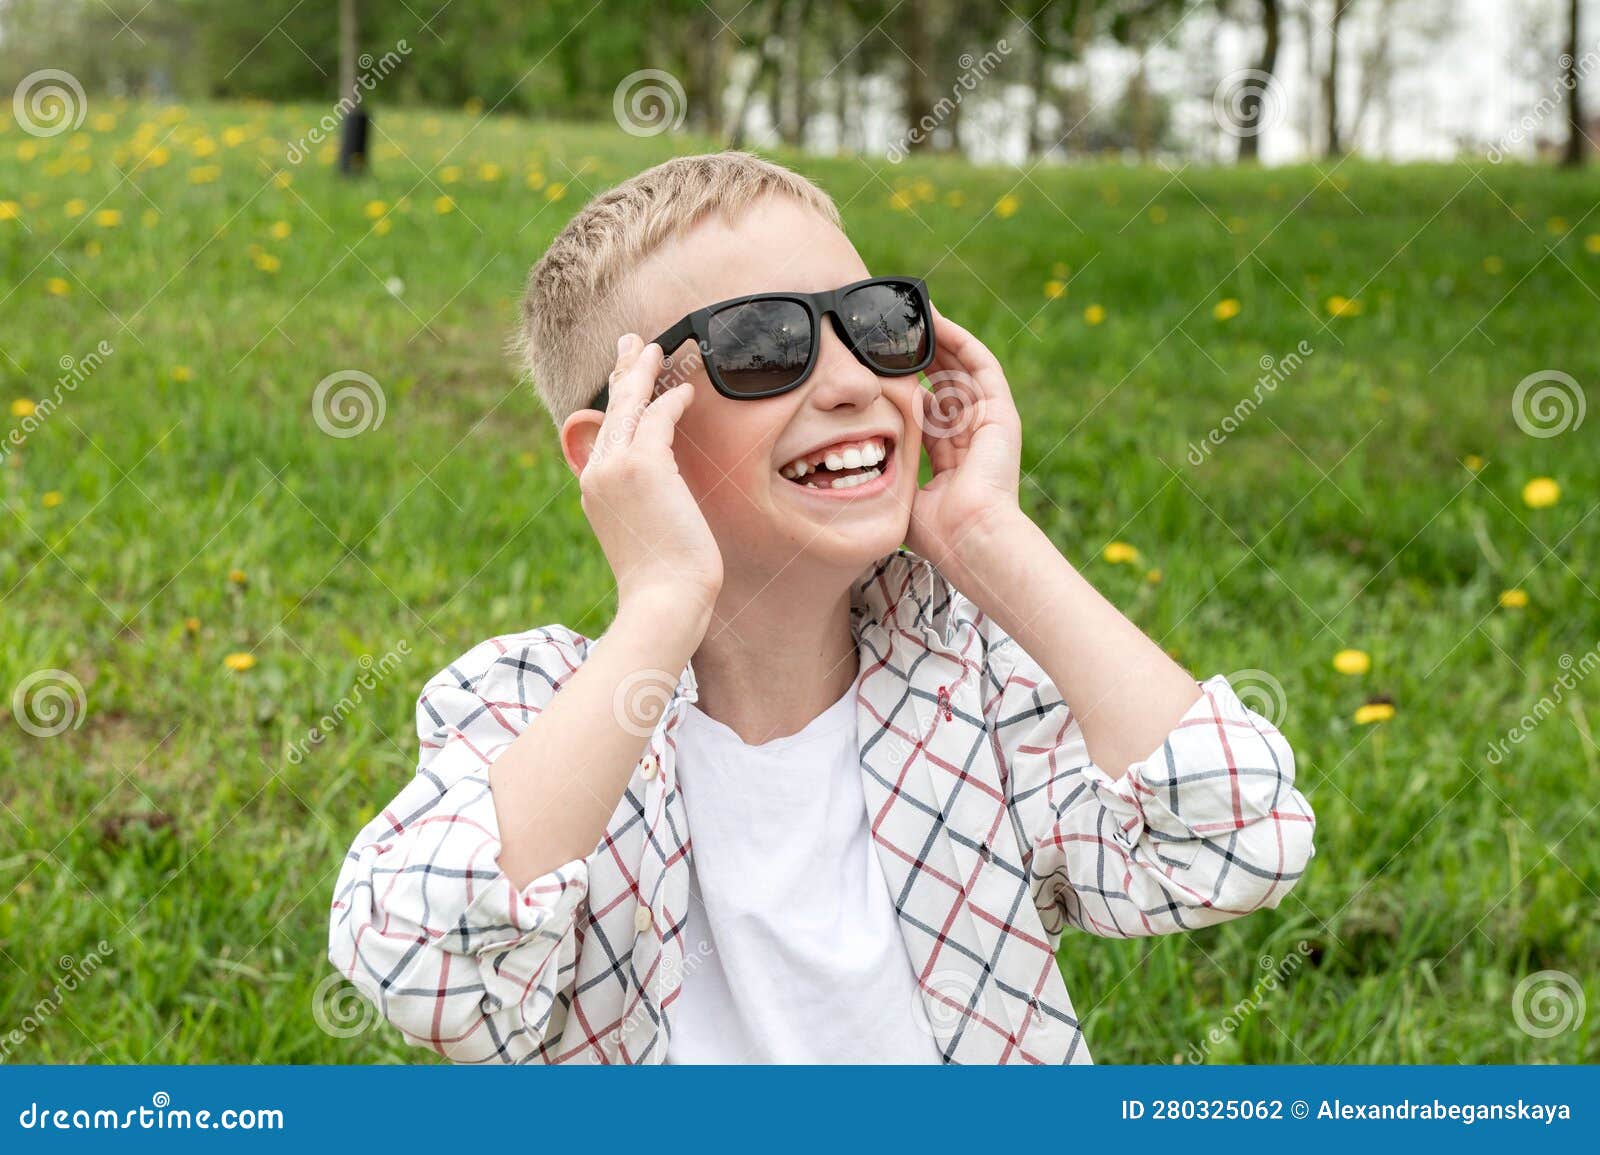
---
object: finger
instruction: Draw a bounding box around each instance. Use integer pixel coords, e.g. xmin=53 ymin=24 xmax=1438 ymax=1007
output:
xmin=633 ymin=381 xmax=695 ymax=449
xmin=926 ymin=306 xmax=1018 ymax=421
xmin=598 ymin=336 xmax=664 ymax=441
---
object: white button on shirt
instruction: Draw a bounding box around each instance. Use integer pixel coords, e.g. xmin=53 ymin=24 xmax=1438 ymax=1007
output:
xmin=666 ymin=667 xmax=944 ymax=1064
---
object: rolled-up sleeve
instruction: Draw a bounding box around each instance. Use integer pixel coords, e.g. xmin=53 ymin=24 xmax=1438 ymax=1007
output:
xmin=990 ymin=639 xmax=1317 ymax=940
xmin=328 ymin=630 xmax=590 ymax=1062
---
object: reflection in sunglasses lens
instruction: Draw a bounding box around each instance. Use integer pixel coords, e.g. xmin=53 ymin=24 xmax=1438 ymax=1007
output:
xmin=709 ymin=298 xmax=813 ymax=396
xmin=842 ymin=282 xmax=928 ymax=372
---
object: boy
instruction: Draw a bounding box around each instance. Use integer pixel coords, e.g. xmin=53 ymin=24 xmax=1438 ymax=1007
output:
xmin=328 ymin=151 xmax=1316 ymax=1065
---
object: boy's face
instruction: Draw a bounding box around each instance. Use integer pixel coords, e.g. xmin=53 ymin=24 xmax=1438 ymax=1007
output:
xmin=608 ymin=195 xmax=924 ymax=583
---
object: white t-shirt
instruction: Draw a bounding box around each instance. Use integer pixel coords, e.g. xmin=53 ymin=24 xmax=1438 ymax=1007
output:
xmin=666 ymin=668 xmax=944 ymax=1064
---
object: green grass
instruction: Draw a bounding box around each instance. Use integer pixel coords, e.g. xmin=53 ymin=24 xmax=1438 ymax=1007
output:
xmin=2 ymin=100 xmax=1597 ymax=1064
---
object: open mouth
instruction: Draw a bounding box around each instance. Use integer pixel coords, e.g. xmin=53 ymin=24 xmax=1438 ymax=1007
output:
xmin=777 ymin=435 xmax=894 ymax=492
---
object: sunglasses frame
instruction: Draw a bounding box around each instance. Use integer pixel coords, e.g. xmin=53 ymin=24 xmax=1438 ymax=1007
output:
xmin=587 ymin=275 xmax=934 ymax=411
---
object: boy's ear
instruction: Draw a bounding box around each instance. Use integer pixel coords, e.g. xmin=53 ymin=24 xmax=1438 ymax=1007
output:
xmin=559 ymin=409 xmax=604 ymax=477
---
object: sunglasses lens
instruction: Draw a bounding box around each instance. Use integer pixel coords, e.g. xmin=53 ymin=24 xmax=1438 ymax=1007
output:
xmin=708 ymin=298 xmax=813 ymax=396
xmin=840 ymin=282 xmax=929 ymax=372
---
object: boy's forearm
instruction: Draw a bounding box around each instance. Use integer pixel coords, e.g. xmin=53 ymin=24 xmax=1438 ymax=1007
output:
xmin=489 ymin=592 xmax=712 ymax=890
xmin=942 ymin=508 xmax=1202 ymax=779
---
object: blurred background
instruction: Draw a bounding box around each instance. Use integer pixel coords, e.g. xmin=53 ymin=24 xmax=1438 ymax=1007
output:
xmin=0 ymin=1 xmax=1595 ymax=1064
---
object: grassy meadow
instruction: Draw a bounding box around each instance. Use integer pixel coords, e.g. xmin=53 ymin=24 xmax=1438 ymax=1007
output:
xmin=1 ymin=100 xmax=1597 ymax=1063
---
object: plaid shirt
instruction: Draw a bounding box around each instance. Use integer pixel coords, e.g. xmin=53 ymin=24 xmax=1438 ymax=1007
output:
xmin=329 ymin=547 xmax=1317 ymax=1064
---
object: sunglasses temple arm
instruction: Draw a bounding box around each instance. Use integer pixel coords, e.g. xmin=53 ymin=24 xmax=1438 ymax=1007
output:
xmin=587 ymin=318 xmax=700 ymax=411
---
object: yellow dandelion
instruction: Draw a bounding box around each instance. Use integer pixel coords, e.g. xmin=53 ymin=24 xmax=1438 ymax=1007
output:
xmin=221 ymin=126 xmax=249 ymax=148
xmin=0 ymin=201 xmax=21 ymax=221
xmin=1148 ymin=204 xmax=1168 ymax=224
xmin=1332 ymin=649 xmax=1371 ymax=676
xmin=1498 ymin=588 xmax=1529 ymax=609
xmin=228 ymin=568 xmax=248 ymax=585
xmin=1325 ymin=295 xmax=1363 ymax=318
xmin=190 ymin=136 xmax=218 ymax=157
xmin=518 ymin=451 xmax=537 ymax=468
xmin=545 ymin=183 xmax=566 ymax=202
xmin=1482 ymin=255 xmax=1504 ymax=274
xmin=64 ymin=198 xmax=87 ymax=217
xmin=172 ymin=366 xmax=193 ymax=383
xmin=272 ymin=170 xmax=292 ymax=188
xmin=142 ymin=209 xmax=160 ymax=228
xmin=1083 ymin=304 xmax=1106 ymax=325
xmin=945 ymin=189 xmax=965 ymax=207
xmin=1463 ymin=454 xmax=1484 ymax=472
xmin=188 ymin=165 xmax=221 ymax=184
xmin=93 ymin=208 xmax=122 ymax=228
xmin=888 ymin=189 xmax=913 ymax=212
xmin=433 ymin=195 xmax=455 ymax=214
xmin=1521 ymin=477 xmax=1560 ymax=509
xmin=477 ymin=162 xmax=502 ymax=181
xmin=1547 ymin=215 xmax=1567 ymax=235
xmin=364 ymin=199 xmax=388 ymax=220
xmin=1145 ymin=568 xmax=1163 ymax=584
xmin=1585 ymin=234 xmax=1600 ymax=254
xmin=1044 ymin=280 xmax=1067 ymax=300
xmin=11 ymin=399 xmax=37 ymax=417
xmin=1102 ymin=541 xmax=1139 ymax=564
xmin=91 ymin=112 xmax=116 ymax=132
xmin=439 ymin=165 xmax=462 ymax=184
xmin=1212 ymin=298 xmax=1241 ymax=321
xmin=995 ymin=193 xmax=1021 ymax=219
xmin=1353 ymin=701 xmax=1396 ymax=725
xmin=268 ymin=220 xmax=291 ymax=239
xmin=373 ymin=218 xmax=393 ymax=236
xmin=41 ymin=491 xmax=63 ymax=508
xmin=46 ymin=277 xmax=70 ymax=296
xmin=184 ymin=616 xmax=201 ymax=633
xmin=251 ymin=250 xmax=281 ymax=273
xmin=224 ymin=652 xmax=257 ymax=672
xmin=524 ymin=170 xmax=546 ymax=190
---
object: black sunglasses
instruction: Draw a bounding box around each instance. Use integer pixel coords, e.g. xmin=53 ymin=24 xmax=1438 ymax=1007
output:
xmin=588 ymin=276 xmax=934 ymax=410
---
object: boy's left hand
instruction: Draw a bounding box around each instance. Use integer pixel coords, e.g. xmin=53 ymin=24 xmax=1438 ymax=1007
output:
xmin=905 ymin=305 xmax=1025 ymax=572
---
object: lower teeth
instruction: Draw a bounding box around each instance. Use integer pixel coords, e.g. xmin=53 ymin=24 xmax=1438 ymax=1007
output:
xmin=800 ymin=466 xmax=882 ymax=490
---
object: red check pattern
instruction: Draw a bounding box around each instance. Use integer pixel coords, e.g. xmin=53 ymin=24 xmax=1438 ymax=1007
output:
xmin=329 ymin=548 xmax=1317 ymax=1064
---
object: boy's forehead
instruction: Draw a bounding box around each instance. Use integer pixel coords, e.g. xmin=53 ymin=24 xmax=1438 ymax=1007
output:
xmin=628 ymin=197 xmax=866 ymax=335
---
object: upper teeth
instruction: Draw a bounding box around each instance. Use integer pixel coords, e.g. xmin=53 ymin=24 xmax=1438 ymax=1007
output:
xmin=779 ymin=436 xmax=889 ymax=479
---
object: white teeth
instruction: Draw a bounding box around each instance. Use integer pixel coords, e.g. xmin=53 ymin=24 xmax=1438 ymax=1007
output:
xmin=780 ymin=436 xmax=890 ymax=477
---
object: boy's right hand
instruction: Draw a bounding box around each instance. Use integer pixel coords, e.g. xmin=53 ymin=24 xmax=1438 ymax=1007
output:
xmin=579 ymin=334 xmax=723 ymax=616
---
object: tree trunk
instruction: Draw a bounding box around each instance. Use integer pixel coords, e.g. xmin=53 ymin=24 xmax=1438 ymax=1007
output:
xmin=902 ymin=1 xmax=935 ymax=153
xmin=1324 ymin=0 xmax=1352 ymax=158
xmin=728 ymin=0 xmax=783 ymax=148
xmin=1028 ymin=1 xmax=1055 ymax=158
xmin=1237 ymin=0 xmax=1280 ymax=161
xmin=1563 ymin=0 xmax=1584 ymax=167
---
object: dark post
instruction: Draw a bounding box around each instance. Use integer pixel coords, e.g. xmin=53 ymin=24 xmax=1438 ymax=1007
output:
xmin=337 ymin=0 xmax=369 ymax=176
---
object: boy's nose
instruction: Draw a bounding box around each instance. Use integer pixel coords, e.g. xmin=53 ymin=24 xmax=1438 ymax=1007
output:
xmin=803 ymin=325 xmax=885 ymax=408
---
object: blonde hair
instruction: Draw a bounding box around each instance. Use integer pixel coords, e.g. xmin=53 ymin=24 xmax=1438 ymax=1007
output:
xmin=513 ymin=151 xmax=843 ymax=426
